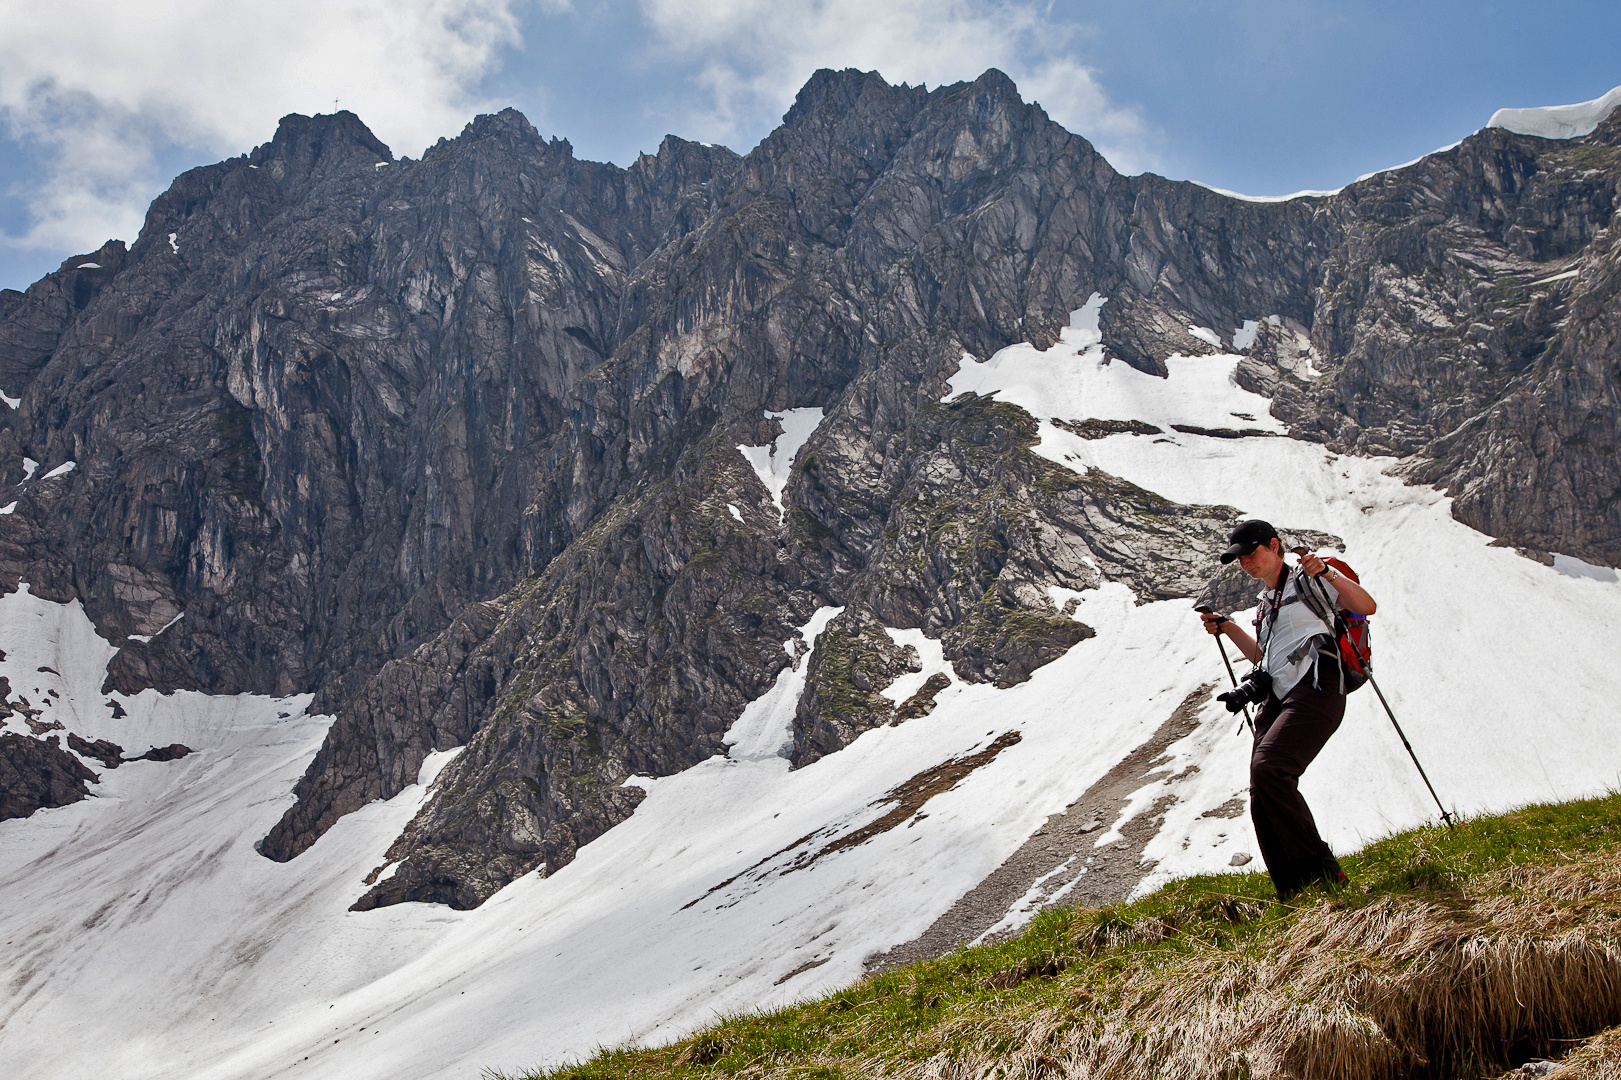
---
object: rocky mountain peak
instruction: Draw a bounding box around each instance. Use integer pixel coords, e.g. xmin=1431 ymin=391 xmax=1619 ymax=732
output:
xmin=257 ymin=109 xmax=393 ymax=171
xmin=448 ymin=106 xmax=573 ymax=164
xmin=781 ymin=66 xmax=928 ymax=130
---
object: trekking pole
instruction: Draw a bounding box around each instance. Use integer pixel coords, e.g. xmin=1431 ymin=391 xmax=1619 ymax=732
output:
xmin=1196 ymin=606 xmax=1255 ymax=736
xmin=1365 ymin=672 xmax=1455 ymax=830
xmin=1291 ymin=552 xmax=1456 ymax=830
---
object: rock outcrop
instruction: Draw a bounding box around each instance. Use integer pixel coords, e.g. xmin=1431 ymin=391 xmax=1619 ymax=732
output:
xmin=0 ymin=733 xmax=98 ymax=820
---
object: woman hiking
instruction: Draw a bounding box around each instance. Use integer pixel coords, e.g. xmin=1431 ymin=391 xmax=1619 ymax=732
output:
xmin=1198 ymin=519 xmax=1378 ymax=901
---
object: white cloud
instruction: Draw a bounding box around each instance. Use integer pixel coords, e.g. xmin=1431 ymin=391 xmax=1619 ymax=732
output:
xmin=638 ymin=0 xmax=1159 ymax=174
xmin=0 ymin=0 xmax=535 ymax=256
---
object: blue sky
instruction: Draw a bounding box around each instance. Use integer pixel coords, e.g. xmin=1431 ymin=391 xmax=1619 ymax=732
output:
xmin=2 ymin=0 xmax=1617 ymax=293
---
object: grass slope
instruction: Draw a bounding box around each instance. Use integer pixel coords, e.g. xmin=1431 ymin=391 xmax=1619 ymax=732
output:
xmin=500 ymin=794 xmax=1621 ymax=1080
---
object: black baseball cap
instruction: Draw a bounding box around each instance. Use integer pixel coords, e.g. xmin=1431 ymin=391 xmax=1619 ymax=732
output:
xmin=1219 ymin=519 xmax=1279 ymax=563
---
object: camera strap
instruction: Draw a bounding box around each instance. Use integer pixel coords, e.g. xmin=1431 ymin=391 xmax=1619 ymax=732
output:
xmin=1257 ymin=566 xmax=1290 ymax=659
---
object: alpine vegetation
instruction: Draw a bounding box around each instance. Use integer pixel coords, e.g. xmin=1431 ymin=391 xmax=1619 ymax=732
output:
xmin=1 ymin=69 xmax=1620 ymax=1080
xmin=513 ymin=798 xmax=1621 ymax=1080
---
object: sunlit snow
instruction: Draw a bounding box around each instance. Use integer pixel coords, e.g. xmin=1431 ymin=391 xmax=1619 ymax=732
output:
xmin=737 ymin=407 xmax=825 ymax=521
xmin=40 ymin=460 xmax=76 ymax=480
xmin=1490 ymin=85 xmax=1621 ymax=140
xmin=1532 ymin=268 xmax=1580 ymax=286
xmin=948 ymin=293 xmax=1285 ymax=475
xmin=1232 ymin=320 xmax=1259 ymax=351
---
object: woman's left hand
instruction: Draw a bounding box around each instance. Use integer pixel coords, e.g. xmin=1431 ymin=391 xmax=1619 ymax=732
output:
xmin=1298 ymin=551 xmax=1329 ymax=578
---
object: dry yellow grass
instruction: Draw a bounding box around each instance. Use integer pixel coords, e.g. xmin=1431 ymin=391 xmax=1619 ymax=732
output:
xmin=513 ymin=800 xmax=1621 ymax=1080
xmin=1539 ymin=1024 xmax=1621 ymax=1077
xmin=890 ymin=851 xmax=1621 ymax=1080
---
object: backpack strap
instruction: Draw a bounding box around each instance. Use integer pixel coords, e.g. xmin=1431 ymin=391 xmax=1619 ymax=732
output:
xmin=1298 ymin=564 xmax=1363 ymax=693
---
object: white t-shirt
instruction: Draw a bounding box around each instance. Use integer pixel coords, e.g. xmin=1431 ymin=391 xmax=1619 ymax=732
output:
xmin=1253 ymin=569 xmax=1340 ymax=698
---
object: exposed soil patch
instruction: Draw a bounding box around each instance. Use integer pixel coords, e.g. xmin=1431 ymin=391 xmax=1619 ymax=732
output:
xmin=681 ymin=731 xmax=1023 ymax=912
xmin=867 ymin=685 xmax=1221 ymax=971
xmin=810 ymin=731 xmax=1022 ymax=865
xmin=774 ymin=956 xmax=832 ymax=985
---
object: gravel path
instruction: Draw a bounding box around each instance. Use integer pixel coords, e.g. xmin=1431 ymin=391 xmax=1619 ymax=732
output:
xmin=867 ymin=682 xmax=1223 ymax=971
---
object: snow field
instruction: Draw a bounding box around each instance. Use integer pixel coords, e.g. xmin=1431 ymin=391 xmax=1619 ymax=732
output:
xmin=947 ymin=325 xmax=1621 ymax=896
xmin=2 ymin=321 xmax=1621 ymax=1079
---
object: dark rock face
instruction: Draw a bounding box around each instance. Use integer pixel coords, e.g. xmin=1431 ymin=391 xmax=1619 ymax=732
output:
xmin=793 ymin=603 xmax=922 ymax=768
xmin=0 ymin=108 xmax=741 ymax=709
xmin=132 ymin=743 xmax=192 ymax=762
xmin=0 ymin=734 xmax=99 ymax=820
xmin=67 ymin=732 xmax=125 ymax=769
xmin=341 ymin=438 xmax=812 ymax=908
xmin=4 ymin=67 xmax=1619 ymax=908
xmin=1261 ymin=115 xmax=1621 ymax=564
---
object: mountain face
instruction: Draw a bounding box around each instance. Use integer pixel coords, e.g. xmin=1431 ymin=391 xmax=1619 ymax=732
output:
xmin=2 ymin=69 xmax=1618 ymax=909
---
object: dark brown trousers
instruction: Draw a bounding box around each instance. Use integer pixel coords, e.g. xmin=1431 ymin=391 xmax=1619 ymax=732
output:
xmin=1251 ymin=677 xmax=1346 ymax=899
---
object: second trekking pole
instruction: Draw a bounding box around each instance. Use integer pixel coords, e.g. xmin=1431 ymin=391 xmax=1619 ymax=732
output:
xmin=1196 ymin=605 xmax=1255 ymax=735
xmin=1364 ymin=672 xmax=1455 ymax=829
xmin=1294 ymin=558 xmax=1456 ymax=830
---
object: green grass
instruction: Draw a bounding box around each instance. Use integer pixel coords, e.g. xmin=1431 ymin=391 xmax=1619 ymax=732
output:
xmin=494 ymin=793 xmax=1621 ymax=1080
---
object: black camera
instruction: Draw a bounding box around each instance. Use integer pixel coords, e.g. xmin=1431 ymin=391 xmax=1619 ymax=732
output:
xmin=1216 ymin=668 xmax=1272 ymax=713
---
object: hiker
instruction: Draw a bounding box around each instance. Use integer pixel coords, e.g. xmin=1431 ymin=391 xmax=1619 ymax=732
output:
xmin=1197 ymin=519 xmax=1378 ymax=901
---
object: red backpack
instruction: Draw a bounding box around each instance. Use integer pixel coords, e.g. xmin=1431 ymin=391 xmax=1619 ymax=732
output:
xmin=1297 ymin=557 xmax=1371 ymax=688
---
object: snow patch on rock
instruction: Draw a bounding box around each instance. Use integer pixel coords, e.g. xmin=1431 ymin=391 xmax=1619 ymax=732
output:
xmin=738 ymin=408 xmax=825 ymax=522
xmin=948 ymin=293 xmax=1285 ymax=476
xmin=722 ymin=606 xmax=842 ymax=763
xmin=1490 ymin=86 xmax=1621 ymax=140
xmin=1191 ymin=182 xmax=1341 ymax=203
xmin=1232 ymin=320 xmax=1259 ymax=351
xmin=878 ymin=627 xmax=954 ymax=704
